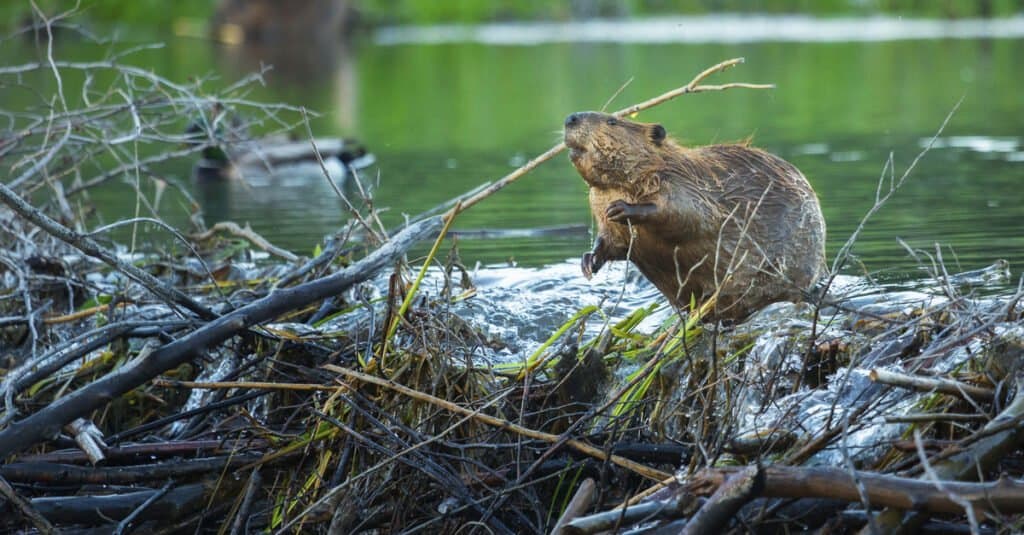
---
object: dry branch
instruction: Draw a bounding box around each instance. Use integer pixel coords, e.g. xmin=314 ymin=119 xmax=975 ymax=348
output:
xmin=682 ymin=464 xmax=765 ymax=535
xmin=552 ymin=478 xmax=597 ymax=535
xmin=564 ymin=488 xmax=696 ymax=534
xmin=0 ymin=455 xmax=259 ymax=485
xmin=864 ymin=377 xmax=1024 ymax=533
xmin=0 ymin=475 xmax=55 ymax=534
xmin=191 ymin=222 xmax=299 ymax=263
xmin=30 ymin=481 xmax=216 ymax=525
xmin=870 ymin=368 xmax=995 ymax=402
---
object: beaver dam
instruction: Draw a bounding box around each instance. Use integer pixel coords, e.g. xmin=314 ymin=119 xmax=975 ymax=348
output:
xmin=2 ymin=38 xmax=1024 ymax=535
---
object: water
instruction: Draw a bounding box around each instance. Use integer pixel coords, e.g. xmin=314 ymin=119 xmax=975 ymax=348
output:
xmin=4 ymin=16 xmax=1023 ymax=283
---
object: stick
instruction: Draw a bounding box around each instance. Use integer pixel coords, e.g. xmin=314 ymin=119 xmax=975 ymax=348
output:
xmin=681 ymin=464 xmax=764 ymax=535
xmin=884 ymin=413 xmax=988 ymax=424
xmin=323 ymin=364 xmax=671 ymax=481
xmin=112 ymin=481 xmax=174 ymax=535
xmin=191 ymin=221 xmax=299 ymax=262
xmin=865 ymin=377 xmax=1024 ymax=533
xmin=869 ymin=368 xmax=995 ymax=402
xmin=552 ymin=478 xmax=597 ymax=535
xmin=691 ymin=464 xmax=1024 ymax=516
xmin=565 ymin=491 xmax=695 ymax=533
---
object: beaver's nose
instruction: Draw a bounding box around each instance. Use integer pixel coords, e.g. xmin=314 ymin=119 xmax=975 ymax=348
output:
xmin=564 ymin=113 xmax=580 ymax=128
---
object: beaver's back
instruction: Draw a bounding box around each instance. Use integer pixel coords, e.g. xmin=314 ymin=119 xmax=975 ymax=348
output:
xmin=647 ymin=144 xmax=826 ymax=318
xmin=590 ymin=143 xmax=825 ymax=320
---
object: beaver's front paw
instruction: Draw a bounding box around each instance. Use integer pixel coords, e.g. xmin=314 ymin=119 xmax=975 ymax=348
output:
xmin=606 ymin=200 xmax=657 ymax=224
xmin=581 ymin=252 xmax=605 ymax=279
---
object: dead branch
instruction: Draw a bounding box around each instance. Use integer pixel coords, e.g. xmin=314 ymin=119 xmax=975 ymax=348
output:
xmin=690 ymin=464 xmax=1024 ymax=516
xmin=870 ymin=368 xmax=995 ymax=402
xmin=682 ymin=464 xmax=765 ymax=535
xmin=0 ymin=182 xmax=216 ymax=320
xmin=864 ymin=377 xmax=1024 ymax=533
xmin=29 ymin=481 xmax=217 ymax=525
xmin=0 ymin=474 xmax=55 ymax=534
xmin=0 ymin=454 xmax=259 ymax=485
xmin=884 ymin=413 xmax=988 ymax=424
xmin=564 ymin=488 xmax=697 ymax=534
xmin=191 ymin=222 xmax=300 ymax=263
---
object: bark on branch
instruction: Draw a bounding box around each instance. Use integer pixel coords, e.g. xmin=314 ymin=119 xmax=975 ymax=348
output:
xmin=690 ymin=464 xmax=1024 ymax=516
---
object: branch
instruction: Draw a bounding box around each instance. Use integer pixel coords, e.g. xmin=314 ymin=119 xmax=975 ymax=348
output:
xmin=865 ymin=377 xmax=1024 ymax=533
xmin=552 ymin=478 xmax=597 ymax=535
xmin=870 ymin=368 xmax=995 ymax=402
xmin=690 ymin=464 xmax=1024 ymax=516
xmin=0 ymin=474 xmax=55 ymax=534
xmin=682 ymin=464 xmax=765 ymax=535
xmin=191 ymin=221 xmax=299 ymax=263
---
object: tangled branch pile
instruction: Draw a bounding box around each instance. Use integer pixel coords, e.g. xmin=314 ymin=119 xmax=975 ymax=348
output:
xmin=2 ymin=25 xmax=1024 ymax=535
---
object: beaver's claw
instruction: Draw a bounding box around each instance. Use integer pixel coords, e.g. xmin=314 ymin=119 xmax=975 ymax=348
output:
xmin=607 ymin=200 xmax=658 ymax=224
xmin=581 ymin=252 xmax=604 ymax=279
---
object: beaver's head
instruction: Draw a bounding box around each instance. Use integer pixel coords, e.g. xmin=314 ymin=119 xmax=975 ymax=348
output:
xmin=563 ymin=111 xmax=667 ymax=189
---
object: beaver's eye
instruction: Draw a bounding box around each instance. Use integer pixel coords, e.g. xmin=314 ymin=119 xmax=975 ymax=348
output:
xmin=606 ymin=118 xmax=618 ymax=126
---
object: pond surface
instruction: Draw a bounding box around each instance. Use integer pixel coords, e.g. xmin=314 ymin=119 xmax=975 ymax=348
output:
xmin=4 ymin=16 xmax=1023 ymax=283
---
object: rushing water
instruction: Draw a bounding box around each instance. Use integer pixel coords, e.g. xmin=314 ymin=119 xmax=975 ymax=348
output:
xmin=3 ymin=16 xmax=1023 ymax=283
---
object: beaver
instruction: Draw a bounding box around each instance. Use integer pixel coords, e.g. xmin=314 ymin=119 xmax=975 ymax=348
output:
xmin=563 ymin=111 xmax=826 ymax=321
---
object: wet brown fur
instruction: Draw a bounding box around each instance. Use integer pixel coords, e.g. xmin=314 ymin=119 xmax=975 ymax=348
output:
xmin=564 ymin=111 xmax=827 ymax=320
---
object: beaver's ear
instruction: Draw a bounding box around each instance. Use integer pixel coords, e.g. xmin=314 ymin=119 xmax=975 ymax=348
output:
xmin=649 ymin=124 xmax=666 ymax=145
